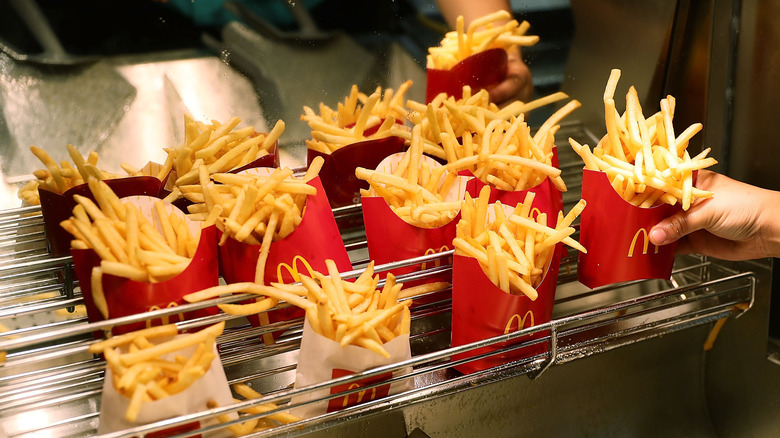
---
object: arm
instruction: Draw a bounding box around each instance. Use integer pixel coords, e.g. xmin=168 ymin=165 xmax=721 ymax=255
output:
xmin=434 ymin=0 xmax=512 ymax=29
xmin=649 ymin=170 xmax=780 ymax=260
xmin=434 ymin=0 xmax=534 ymax=104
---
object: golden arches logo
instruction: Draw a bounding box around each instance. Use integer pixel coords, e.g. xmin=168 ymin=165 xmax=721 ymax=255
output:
xmin=530 ymin=207 xmax=542 ymax=221
xmin=628 ymin=228 xmax=659 ymax=257
xmin=420 ymin=245 xmax=452 ymax=270
xmin=504 ymin=310 xmax=535 ymax=334
xmin=342 ymin=383 xmax=379 ymax=408
xmin=146 ymin=302 xmax=185 ymax=328
xmin=276 ymin=255 xmax=316 ymax=284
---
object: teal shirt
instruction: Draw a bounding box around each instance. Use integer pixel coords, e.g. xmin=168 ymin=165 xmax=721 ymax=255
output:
xmin=164 ymin=0 xmax=327 ymax=28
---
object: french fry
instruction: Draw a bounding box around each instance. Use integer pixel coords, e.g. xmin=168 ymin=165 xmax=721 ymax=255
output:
xmin=21 ymin=144 xmax=129 ymax=204
xmin=455 ymin=185 xmax=586 ymax=298
xmin=185 ymin=262 xmax=413 ymax=358
xmin=404 ymin=87 xmax=578 ymax=192
xmin=427 ymin=11 xmax=539 ymax=71
xmin=356 ymin=124 xmax=463 ymax=228
xmin=301 ymin=82 xmax=413 ymax=154
xmin=61 ymin=178 xmax=202 ymax=287
xmin=95 ymin=322 xmax=225 ymax=422
xmin=209 ymin=383 xmax=303 ymax=435
xmin=569 ymin=68 xmax=717 ymax=209
xmin=182 ymin=162 xmax=324 ymax=340
xmin=167 ymin=117 xmax=284 ymax=188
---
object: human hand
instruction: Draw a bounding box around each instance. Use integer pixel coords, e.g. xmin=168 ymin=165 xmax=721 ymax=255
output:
xmin=648 ymin=170 xmax=780 ymax=260
xmin=487 ymin=45 xmax=534 ymax=105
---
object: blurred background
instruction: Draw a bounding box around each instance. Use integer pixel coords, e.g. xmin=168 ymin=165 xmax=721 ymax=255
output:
xmin=0 ymin=0 xmax=573 ymax=209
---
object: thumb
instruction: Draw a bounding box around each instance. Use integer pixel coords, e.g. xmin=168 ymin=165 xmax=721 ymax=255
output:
xmin=649 ymin=209 xmax=706 ymax=246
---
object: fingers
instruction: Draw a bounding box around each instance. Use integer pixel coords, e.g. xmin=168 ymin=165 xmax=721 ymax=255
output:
xmin=489 ymin=67 xmax=533 ymax=104
xmin=489 ymin=47 xmax=533 ymax=104
xmin=649 ymin=200 xmax=713 ymax=246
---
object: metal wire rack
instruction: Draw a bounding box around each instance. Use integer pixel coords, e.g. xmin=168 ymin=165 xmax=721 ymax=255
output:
xmin=0 ymin=123 xmax=759 ymax=437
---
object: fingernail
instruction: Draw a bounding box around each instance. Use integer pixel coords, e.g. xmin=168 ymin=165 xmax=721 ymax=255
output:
xmin=649 ymin=226 xmax=667 ymax=245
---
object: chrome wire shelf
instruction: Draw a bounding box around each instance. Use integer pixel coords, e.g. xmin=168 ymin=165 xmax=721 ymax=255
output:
xmin=0 ymin=123 xmax=759 ymax=437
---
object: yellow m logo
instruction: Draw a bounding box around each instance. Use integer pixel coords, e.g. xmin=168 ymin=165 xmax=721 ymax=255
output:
xmin=342 ymin=383 xmax=379 ymax=408
xmin=530 ymin=207 xmax=542 ymax=221
xmin=420 ymin=245 xmax=452 ymax=270
xmin=146 ymin=302 xmax=186 ymax=328
xmin=628 ymin=228 xmax=659 ymax=257
xmin=504 ymin=310 xmax=535 ymax=334
xmin=276 ymin=255 xmax=316 ymax=284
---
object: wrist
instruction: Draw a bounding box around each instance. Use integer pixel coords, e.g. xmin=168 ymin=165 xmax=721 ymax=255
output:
xmin=757 ymin=188 xmax=780 ymax=258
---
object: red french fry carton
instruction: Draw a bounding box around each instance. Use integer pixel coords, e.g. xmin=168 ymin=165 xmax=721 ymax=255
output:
xmin=71 ymin=196 xmax=220 ymax=336
xmin=461 ymin=147 xmax=564 ymax=220
xmin=216 ymin=173 xmax=351 ymax=339
xmin=307 ymin=135 xmax=407 ymax=209
xmin=425 ymin=48 xmax=508 ymax=103
xmin=451 ymin=243 xmax=562 ymax=375
xmin=39 ymin=174 xmax=165 ymax=256
xmin=362 ymin=153 xmax=471 ymax=286
xmin=577 ymin=169 xmax=682 ymax=289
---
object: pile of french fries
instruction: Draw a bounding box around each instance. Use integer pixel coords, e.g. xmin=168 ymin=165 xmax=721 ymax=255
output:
xmin=209 ymin=383 xmax=302 ymax=435
xmin=427 ymin=10 xmax=539 ymax=71
xmin=183 ymin=260 xmax=442 ymax=359
xmin=166 ymin=115 xmax=285 ymax=187
xmin=301 ymin=81 xmax=413 ymax=154
xmin=88 ymin=322 xmax=225 ymax=422
xmin=18 ymin=144 xmax=138 ymax=206
xmin=181 ymin=158 xmax=323 ymax=286
xmin=404 ymin=86 xmax=571 ymax=157
xmin=445 ymin=108 xmax=575 ymax=192
xmin=356 ymin=124 xmax=462 ymax=228
xmin=60 ymin=178 xmax=201 ymax=317
xmin=569 ymin=69 xmax=717 ymax=210
xmin=402 ymin=85 xmax=580 ymax=193
xmin=453 ymin=186 xmax=586 ymax=299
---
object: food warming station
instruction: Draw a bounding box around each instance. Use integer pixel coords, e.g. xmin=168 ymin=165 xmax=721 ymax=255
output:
xmin=0 ymin=0 xmax=778 ymax=437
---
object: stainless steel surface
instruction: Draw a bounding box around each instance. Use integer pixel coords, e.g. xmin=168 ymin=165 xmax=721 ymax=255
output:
xmin=0 ymin=125 xmax=765 ymax=437
xmin=561 ymin=0 xmax=678 ymax=135
xmin=727 ymin=0 xmax=780 ymax=189
xmin=0 ymin=1 xmax=779 ymax=436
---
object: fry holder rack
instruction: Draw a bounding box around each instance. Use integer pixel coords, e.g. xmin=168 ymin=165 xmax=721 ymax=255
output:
xmin=0 ymin=122 xmax=761 ymax=437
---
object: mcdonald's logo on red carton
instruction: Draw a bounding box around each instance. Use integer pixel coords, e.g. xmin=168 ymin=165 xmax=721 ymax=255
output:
xmin=504 ymin=310 xmax=535 ymax=334
xmin=327 ymin=369 xmax=393 ymax=413
xmin=578 ymin=169 xmax=680 ymax=288
xmin=419 ymin=245 xmax=453 ymax=271
xmin=628 ymin=227 xmax=660 ymax=257
xmin=145 ymin=302 xmax=187 ymax=329
xmin=451 ymin=249 xmax=559 ymax=375
xmin=276 ymin=255 xmax=317 ymax=284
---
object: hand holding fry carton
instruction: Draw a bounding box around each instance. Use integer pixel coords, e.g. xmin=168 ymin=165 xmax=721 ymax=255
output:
xmin=425 ymin=11 xmax=539 ymax=102
xmin=570 ymin=69 xmax=717 ymax=288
